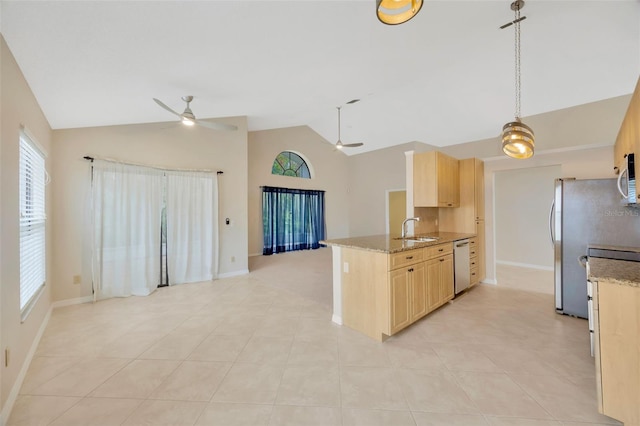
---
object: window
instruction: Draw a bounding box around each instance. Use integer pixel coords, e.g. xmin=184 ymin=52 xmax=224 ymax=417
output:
xmin=19 ymin=131 xmax=47 ymax=313
xmin=271 ymin=151 xmax=310 ymax=178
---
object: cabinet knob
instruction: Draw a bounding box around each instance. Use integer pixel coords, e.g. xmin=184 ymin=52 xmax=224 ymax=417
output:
xmin=438 ymin=249 xmax=443 ymax=252
xmin=406 ymin=256 xmax=413 ymax=260
xmin=440 ymin=259 xmax=444 ymax=262
xmin=408 ymin=268 xmax=414 ymax=272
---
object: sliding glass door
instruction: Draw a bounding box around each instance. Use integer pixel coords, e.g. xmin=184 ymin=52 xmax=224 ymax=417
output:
xmin=262 ymin=186 xmax=326 ymax=255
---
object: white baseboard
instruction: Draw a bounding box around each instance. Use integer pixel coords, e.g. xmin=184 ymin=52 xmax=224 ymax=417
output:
xmin=1 ymin=305 xmax=52 ymax=426
xmin=496 ymin=260 xmax=554 ymax=272
xmin=52 ymin=295 xmax=93 ymax=309
xmin=481 ymin=278 xmax=498 ymax=285
xmin=249 ymin=252 xmax=262 ymax=257
xmin=331 ymin=314 xmax=343 ymax=325
xmin=218 ymin=269 xmax=249 ymax=279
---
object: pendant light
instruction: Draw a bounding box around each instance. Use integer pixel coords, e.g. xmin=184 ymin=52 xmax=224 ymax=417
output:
xmin=376 ymin=0 xmax=423 ymax=25
xmin=501 ymin=0 xmax=534 ymax=159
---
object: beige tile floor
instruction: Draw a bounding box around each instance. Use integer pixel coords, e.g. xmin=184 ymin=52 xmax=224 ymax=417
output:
xmin=9 ymin=249 xmax=622 ymax=426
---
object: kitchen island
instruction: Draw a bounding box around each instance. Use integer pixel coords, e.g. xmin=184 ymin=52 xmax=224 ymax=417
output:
xmin=322 ymin=232 xmax=474 ymax=341
xmin=588 ymin=247 xmax=640 ymax=426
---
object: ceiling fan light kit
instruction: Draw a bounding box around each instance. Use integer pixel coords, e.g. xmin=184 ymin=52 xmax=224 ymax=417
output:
xmin=335 ymin=106 xmax=364 ymax=150
xmin=501 ymin=0 xmax=535 ymax=160
xmin=376 ymin=0 xmax=423 ymax=25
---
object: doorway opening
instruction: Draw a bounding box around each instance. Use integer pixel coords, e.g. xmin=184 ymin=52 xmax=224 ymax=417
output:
xmin=386 ymin=189 xmax=406 ymax=236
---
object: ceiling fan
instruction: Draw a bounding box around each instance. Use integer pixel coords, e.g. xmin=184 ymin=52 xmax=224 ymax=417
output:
xmin=153 ymin=96 xmax=237 ymax=131
xmin=335 ymin=106 xmax=364 ymax=149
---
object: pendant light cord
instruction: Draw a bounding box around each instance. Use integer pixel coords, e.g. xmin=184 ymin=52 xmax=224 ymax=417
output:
xmin=514 ymin=4 xmax=522 ymax=120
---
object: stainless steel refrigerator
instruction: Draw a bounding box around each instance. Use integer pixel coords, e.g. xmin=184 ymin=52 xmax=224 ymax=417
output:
xmin=552 ymin=178 xmax=640 ymax=319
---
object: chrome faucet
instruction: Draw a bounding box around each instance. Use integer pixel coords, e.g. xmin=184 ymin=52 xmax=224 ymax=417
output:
xmin=401 ymin=217 xmax=421 ymax=239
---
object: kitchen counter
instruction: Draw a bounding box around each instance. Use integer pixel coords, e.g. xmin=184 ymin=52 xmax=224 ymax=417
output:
xmin=588 ymin=244 xmax=640 ymax=425
xmin=321 ymin=231 xmax=475 ymax=254
xmin=324 ymin=232 xmax=476 ymax=340
xmin=588 ymin=244 xmax=640 ymax=287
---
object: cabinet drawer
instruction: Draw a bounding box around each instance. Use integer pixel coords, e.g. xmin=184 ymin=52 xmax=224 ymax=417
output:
xmin=389 ymin=249 xmax=424 ymax=270
xmin=469 ymin=238 xmax=478 ymax=257
xmin=426 ymin=243 xmax=453 ymax=259
xmin=470 ymin=266 xmax=479 ymax=285
xmin=469 ymin=255 xmax=478 ymax=270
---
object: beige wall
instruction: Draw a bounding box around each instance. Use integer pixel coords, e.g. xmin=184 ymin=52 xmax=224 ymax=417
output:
xmin=484 ymin=145 xmax=615 ymax=286
xmin=347 ymin=142 xmax=418 ymax=237
xmin=494 ymin=165 xmax=561 ymax=268
xmin=51 ymin=118 xmax=249 ymax=302
xmin=1 ymin=36 xmax=53 ymax=417
xmin=439 ymin=96 xmax=626 ymax=289
xmin=247 ymin=126 xmax=349 ymax=256
xmin=441 ymin=95 xmax=632 ymax=161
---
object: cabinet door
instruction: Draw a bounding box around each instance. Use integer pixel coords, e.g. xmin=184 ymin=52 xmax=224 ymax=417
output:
xmin=598 ymin=281 xmax=640 ymax=425
xmin=410 ymin=262 xmax=427 ymax=321
xmin=438 ymin=153 xmax=459 ymax=207
xmin=474 ymin=159 xmax=485 ymax=220
xmin=440 ymin=254 xmax=454 ymax=302
xmin=449 ymin=156 xmax=460 ymax=207
xmin=389 ymin=268 xmax=412 ymax=334
xmin=413 ymin=151 xmax=437 ymax=207
xmin=426 ymin=258 xmax=442 ymax=312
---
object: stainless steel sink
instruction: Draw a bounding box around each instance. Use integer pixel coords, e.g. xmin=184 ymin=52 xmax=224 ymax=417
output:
xmin=393 ymin=236 xmax=439 ymax=243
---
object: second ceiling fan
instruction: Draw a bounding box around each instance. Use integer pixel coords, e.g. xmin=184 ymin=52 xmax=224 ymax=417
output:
xmin=334 ymin=106 xmax=363 ymax=149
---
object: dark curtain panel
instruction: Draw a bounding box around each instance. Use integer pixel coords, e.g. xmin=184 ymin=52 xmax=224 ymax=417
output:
xmin=262 ymin=186 xmax=326 ymax=255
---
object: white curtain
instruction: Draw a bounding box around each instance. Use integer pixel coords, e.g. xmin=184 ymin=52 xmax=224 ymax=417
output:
xmin=91 ymin=161 xmax=163 ymax=299
xmin=165 ymin=171 xmax=218 ymax=284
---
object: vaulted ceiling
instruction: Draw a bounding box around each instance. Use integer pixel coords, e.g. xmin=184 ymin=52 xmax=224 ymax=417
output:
xmin=1 ymin=1 xmax=639 ymax=154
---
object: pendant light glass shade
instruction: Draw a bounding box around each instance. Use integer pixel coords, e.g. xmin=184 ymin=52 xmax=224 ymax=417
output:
xmin=502 ymin=119 xmax=534 ymax=159
xmin=376 ymin=0 xmax=423 ymax=25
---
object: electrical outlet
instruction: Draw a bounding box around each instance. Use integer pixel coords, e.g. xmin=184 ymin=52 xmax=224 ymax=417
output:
xmin=343 ymin=262 xmax=349 ymax=273
xmin=5 ymin=348 xmax=9 ymax=367
xmin=73 ymin=275 xmax=81 ymax=285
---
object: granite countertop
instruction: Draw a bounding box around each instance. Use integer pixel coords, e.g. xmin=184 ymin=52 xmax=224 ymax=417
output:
xmin=321 ymin=232 xmax=476 ymax=254
xmin=588 ymin=244 xmax=640 ymax=287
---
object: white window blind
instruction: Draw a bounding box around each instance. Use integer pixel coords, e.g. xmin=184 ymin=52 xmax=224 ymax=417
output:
xmin=19 ymin=132 xmax=46 ymax=312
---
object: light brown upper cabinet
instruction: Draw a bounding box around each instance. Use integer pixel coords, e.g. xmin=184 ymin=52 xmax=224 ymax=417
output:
xmin=439 ymin=158 xmax=485 ymax=228
xmin=439 ymin=157 xmax=486 ymax=282
xmin=414 ymin=151 xmax=460 ymax=208
xmin=614 ymin=76 xmax=640 ymax=180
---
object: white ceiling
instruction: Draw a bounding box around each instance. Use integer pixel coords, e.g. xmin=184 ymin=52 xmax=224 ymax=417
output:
xmin=1 ymin=1 xmax=639 ymax=154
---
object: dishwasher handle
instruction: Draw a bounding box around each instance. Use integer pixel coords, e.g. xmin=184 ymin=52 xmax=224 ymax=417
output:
xmin=455 ymin=241 xmax=469 ymax=248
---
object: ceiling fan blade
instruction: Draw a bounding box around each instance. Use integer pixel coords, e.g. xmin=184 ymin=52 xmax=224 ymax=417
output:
xmin=194 ymin=119 xmax=238 ymax=131
xmin=342 ymin=142 xmax=364 ymax=148
xmin=153 ymin=98 xmax=182 ymax=117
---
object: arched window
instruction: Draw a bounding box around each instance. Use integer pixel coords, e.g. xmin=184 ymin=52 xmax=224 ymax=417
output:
xmin=271 ymin=151 xmax=311 ymax=179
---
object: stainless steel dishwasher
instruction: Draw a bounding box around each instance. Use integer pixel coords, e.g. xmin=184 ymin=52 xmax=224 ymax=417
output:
xmin=454 ymin=239 xmax=470 ymax=294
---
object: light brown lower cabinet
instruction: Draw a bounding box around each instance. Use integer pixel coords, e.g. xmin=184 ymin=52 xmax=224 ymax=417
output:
xmin=389 ymin=262 xmax=426 ymax=334
xmin=593 ymin=280 xmax=640 ymax=425
xmin=426 ymin=254 xmax=454 ymax=312
xmin=341 ymin=243 xmax=454 ymax=341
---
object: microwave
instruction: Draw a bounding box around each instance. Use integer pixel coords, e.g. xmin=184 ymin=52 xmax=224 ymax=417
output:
xmin=617 ymin=152 xmax=637 ymax=204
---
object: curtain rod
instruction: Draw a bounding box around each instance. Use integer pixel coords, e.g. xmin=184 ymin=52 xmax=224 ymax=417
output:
xmin=83 ymin=156 xmax=223 ymax=174
xmin=260 ymin=185 xmax=325 ymax=192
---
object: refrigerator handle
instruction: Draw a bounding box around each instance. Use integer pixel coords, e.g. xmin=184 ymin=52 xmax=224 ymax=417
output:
xmin=548 ymin=200 xmax=555 ymax=246
xmin=617 ymin=167 xmax=629 ymax=199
